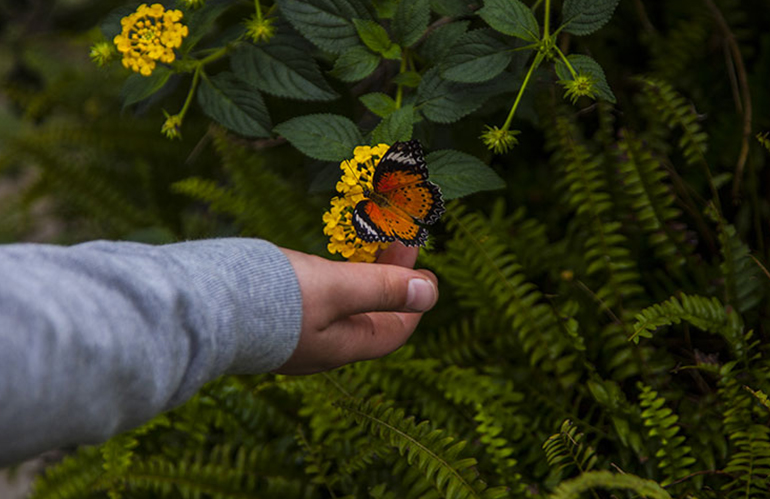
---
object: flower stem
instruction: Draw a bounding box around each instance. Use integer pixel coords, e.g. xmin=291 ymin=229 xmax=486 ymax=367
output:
xmin=395 ymin=54 xmax=407 ymax=110
xmin=554 ymin=45 xmax=578 ymax=79
xmin=544 ymin=0 xmax=551 ymax=38
xmin=254 ymin=0 xmax=263 ymax=20
xmin=179 ymin=66 xmax=202 ymax=120
xmin=502 ymin=52 xmax=543 ymax=130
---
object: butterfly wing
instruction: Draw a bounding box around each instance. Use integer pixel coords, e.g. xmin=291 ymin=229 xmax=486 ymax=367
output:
xmin=353 ymin=199 xmax=429 ymax=247
xmin=372 ymin=140 xmax=445 ymax=224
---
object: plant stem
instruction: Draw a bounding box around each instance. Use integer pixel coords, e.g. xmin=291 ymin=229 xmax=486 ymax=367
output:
xmin=554 ymin=45 xmax=577 ymax=78
xmin=394 ymin=54 xmax=407 ymax=110
xmin=502 ymin=52 xmax=543 ymax=130
xmin=179 ymin=66 xmax=202 ymax=120
xmin=544 ymin=0 xmax=551 ymax=38
xmin=254 ymin=0 xmax=262 ymax=20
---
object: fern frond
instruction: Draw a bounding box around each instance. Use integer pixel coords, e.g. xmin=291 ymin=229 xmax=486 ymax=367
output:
xmin=424 ymin=202 xmax=583 ymax=386
xmin=638 ymin=383 xmax=696 ymax=485
xmin=630 ymin=293 xmax=748 ymax=357
xmin=635 ymin=76 xmax=708 ymax=167
xmin=720 ymin=376 xmax=770 ymax=498
xmin=542 ymin=420 xmax=598 ymax=478
xmin=744 ymin=386 xmax=770 ymax=413
xmin=29 ymin=447 xmax=103 ymax=499
xmin=416 ymin=315 xmax=491 ymax=365
xmin=337 ymin=397 xmax=508 ymax=499
xmin=172 ymin=177 xmax=246 ymax=217
xmin=616 ymin=128 xmax=692 ymax=269
xmin=548 ymin=114 xmax=643 ymax=311
xmin=718 ymin=222 xmax=764 ymax=313
xmin=122 ymin=445 xmax=310 ymax=499
xmin=548 ymin=470 xmax=671 ymax=499
xmin=649 ymin=12 xmax=711 ymax=83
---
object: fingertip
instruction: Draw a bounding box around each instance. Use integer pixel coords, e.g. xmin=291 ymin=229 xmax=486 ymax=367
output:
xmin=377 ymin=242 xmax=418 ymax=268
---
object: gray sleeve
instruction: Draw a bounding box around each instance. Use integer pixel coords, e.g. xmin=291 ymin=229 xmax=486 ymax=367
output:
xmin=0 ymin=238 xmax=302 ymax=466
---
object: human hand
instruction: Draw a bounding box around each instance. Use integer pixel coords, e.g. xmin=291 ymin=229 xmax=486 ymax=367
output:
xmin=275 ymin=243 xmax=438 ymax=374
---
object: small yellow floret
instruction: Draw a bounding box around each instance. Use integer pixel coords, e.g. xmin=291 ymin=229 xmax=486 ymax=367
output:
xmin=322 ymin=144 xmax=392 ymax=262
xmin=161 ymin=112 xmax=183 ymax=139
xmin=480 ymin=125 xmax=520 ymax=155
xmin=113 ymin=3 xmax=189 ymax=77
xmin=559 ymin=73 xmax=598 ymax=104
xmin=245 ymin=14 xmax=276 ymax=43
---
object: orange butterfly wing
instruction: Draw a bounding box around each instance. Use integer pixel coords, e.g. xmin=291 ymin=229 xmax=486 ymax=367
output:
xmin=352 ymin=141 xmax=444 ymax=247
xmin=354 ymin=199 xmax=428 ymax=247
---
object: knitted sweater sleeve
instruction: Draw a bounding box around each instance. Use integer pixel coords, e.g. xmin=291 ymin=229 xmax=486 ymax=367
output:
xmin=0 ymin=238 xmax=302 ymax=466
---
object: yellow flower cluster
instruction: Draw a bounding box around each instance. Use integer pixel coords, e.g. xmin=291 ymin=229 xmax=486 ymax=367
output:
xmin=113 ymin=3 xmax=189 ymax=76
xmin=323 ymin=144 xmax=392 ymax=262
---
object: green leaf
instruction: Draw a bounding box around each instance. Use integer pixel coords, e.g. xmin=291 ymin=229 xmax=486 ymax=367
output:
xmin=275 ymin=0 xmax=373 ymax=54
xmin=430 ymin=0 xmax=473 ymax=17
xmin=562 ymin=0 xmax=621 ymax=36
xmin=274 ymin=114 xmax=363 ymax=161
xmin=555 ymin=54 xmax=616 ymax=103
xmin=120 ymin=68 xmax=173 ymax=108
xmin=360 ymin=92 xmax=397 ymax=118
xmin=197 ymin=72 xmax=271 ymax=138
xmin=426 ymin=149 xmax=506 ymax=199
xmin=230 ymin=38 xmax=338 ymax=101
xmin=441 ymin=30 xmax=512 ymax=83
xmin=371 ymin=105 xmax=415 ymax=144
xmin=391 ymin=71 xmax=421 ymax=88
xmin=417 ymin=67 xmax=515 ymax=123
xmin=353 ymin=18 xmax=397 ymax=57
xmin=478 ymin=0 xmax=539 ymax=42
xmin=393 ymin=0 xmax=430 ymax=48
xmin=330 ymin=46 xmax=381 ymax=82
xmin=180 ymin=0 xmax=232 ymax=54
xmin=373 ymin=0 xmax=400 ymax=18
xmin=419 ymin=21 xmax=470 ymax=64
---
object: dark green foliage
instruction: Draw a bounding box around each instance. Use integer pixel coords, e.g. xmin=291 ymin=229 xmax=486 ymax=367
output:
xmin=4 ymin=0 xmax=770 ymax=498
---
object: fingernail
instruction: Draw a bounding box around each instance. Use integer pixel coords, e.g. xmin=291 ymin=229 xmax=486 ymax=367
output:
xmin=406 ymin=278 xmax=437 ymax=312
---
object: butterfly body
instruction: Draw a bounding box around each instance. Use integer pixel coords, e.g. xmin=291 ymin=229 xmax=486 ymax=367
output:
xmin=352 ymin=140 xmax=445 ymax=247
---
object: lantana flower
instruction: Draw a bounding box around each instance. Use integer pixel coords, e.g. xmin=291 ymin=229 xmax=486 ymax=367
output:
xmin=113 ymin=3 xmax=189 ymax=76
xmin=322 ymin=144 xmax=391 ymax=262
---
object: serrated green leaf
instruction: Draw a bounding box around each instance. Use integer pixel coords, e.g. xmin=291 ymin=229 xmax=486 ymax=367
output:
xmin=360 ymin=92 xmax=397 ymax=118
xmin=393 ymin=0 xmax=430 ymax=47
xmin=392 ymin=71 xmax=421 ymax=88
xmin=555 ymin=54 xmax=616 ymax=103
xmin=417 ymin=67 xmax=515 ymax=123
xmin=441 ymin=30 xmax=512 ymax=83
xmin=430 ymin=0 xmax=473 ymax=17
xmin=418 ymin=21 xmax=470 ymax=64
xmin=330 ymin=46 xmax=381 ymax=82
xmin=180 ymin=0 xmax=233 ymax=54
xmin=373 ymin=0 xmax=400 ymax=18
xmin=353 ymin=18 xmax=395 ymax=56
xmin=478 ymin=0 xmax=539 ymax=41
xmin=197 ymin=72 xmax=271 ymax=138
xmin=427 ymin=149 xmax=506 ymax=199
xmin=371 ymin=105 xmax=415 ymax=144
xmin=198 ymin=72 xmax=272 ymax=137
xmin=120 ymin=68 xmax=173 ymax=108
xmin=274 ymin=114 xmax=363 ymax=161
xmin=276 ymin=0 xmax=373 ymax=54
xmin=562 ymin=0 xmax=621 ymax=36
xmin=230 ymin=38 xmax=338 ymax=101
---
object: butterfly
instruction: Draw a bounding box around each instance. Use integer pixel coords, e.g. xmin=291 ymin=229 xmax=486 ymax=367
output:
xmin=352 ymin=140 xmax=445 ymax=247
